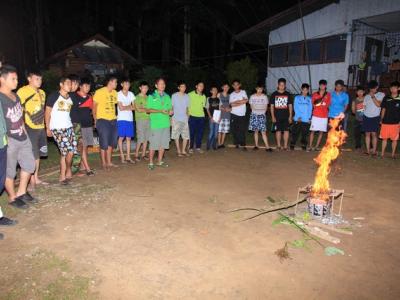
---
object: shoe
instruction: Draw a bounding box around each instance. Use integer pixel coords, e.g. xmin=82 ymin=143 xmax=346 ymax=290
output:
xmin=0 ymin=233 xmax=3 ymax=240
xmin=9 ymin=197 xmax=29 ymax=209
xmin=196 ymin=148 xmax=204 ymax=154
xmin=148 ymin=163 xmax=155 ymax=170
xmin=290 ymin=146 xmax=295 ymax=151
xmin=20 ymin=192 xmax=38 ymax=204
xmin=265 ymin=148 xmax=273 ymax=152
xmin=220 ymin=145 xmax=226 ymax=149
xmin=302 ymin=146 xmax=307 ymax=151
xmin=217 ymin=145 xmax=223 ymax=149
xmin=235 ymin=145 xmax=239 ymax=149
xmin=157 ymin=161 xmax=169 ymax=168
xmin=253 ymin=146 xmax=259 ymax=151
xmin=86 ymin=170 xmax=95 ymax=176
xmin=0 ymin=217 xmax=18 ymax=226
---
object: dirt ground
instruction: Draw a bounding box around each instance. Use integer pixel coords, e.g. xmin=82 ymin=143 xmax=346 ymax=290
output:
xmin=0 ymin=148 xmax=399 ymax=299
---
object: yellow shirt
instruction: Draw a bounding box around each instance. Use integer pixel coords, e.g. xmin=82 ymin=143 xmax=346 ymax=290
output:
xmin=93 ymin=87 xmax=118 ymax=121
xmin=17 ymin=85 xmax=46 ymax=129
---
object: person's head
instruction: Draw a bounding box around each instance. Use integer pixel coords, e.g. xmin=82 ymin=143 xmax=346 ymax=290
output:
xmin=120 ymin=77 xmax=131 ymax=91
xmin=255 ymin=82 xmax=264 ymax=94
xmin=68 ymin=74 xmax=80 ymax=92
xmin=139 ymin=81 xmax=149 ymax=95
xmin=105 ymin=75 xmax=118 ymax=90
xmin=210 ymin=85 xmax=218 ymax=97
xmin=318 ymin=79 xmax=327 ymax=91
xmin=277 ymin=78 xmax=286 ymax=91
xmin=177 ymin=80 xmax=186 ymax=93
xmin=155 ymin=77 xmax=166 ymax=92
xmin=59 ymin=76 xmax=72 ymax=93
xmin=389 ymin=81 xmax=400 ymax=96
xmin=195 ymin=80 xmax=204 ymax=93
xmin=79 ymin=77 xmax=91 ymax=95
xmin=231 ymin=79 xmax=241 ymax=91
xmin=0 ymin=64 xmax=18 ymax=91
xmin=334 ymin=79 xmax=344 ymax=92
xmin=356 ymin=85 xmax=365 ymax=98
xmin=301 ymin=83 xmax=310 ymax=95
xmin=368 ymin=80 xmax=379 ymax=94
xmin=221 ymin=82 xmax=230 ymax=93
xmin=26 ymin=69 xmax=42 ymax=89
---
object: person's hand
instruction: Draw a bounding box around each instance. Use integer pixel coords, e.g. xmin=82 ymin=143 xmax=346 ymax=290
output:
xmin=289 ymin=117 xmax=293 ymax=124
xmin=169 ymin=110 xmax=174 ymax=116
xmin=46 ymin=128 xmax=52 ymax=137
xmin=272 ymin=117 xmax=276 ymax=123
xmin=297 ymin=117 xmax=302 ymax=123
xmin=210 ymin=117 xmax=214 ymax=123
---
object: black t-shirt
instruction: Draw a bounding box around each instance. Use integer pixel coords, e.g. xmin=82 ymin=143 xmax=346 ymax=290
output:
xmin=270 ymin=91 xmax=292 ymax=121
xmin=207 ymin=97 xmax=220 ymax=117
xmin=381 ymin=95 xmax=400 ymax=124
xmin=69 ymin=92 xmax=80 ymax=123
xmin=0 ymin=92 xmax=27 ymax=141
xmin=76 ymin=94 xmax=93 ymax=127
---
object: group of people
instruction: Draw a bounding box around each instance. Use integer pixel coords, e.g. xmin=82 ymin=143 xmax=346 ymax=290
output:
xmin=0 ymin=62 xmax=399 ymax=239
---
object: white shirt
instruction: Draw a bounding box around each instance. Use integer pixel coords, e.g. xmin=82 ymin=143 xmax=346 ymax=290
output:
xmin=229 ymin=90 xmax=248 ymax=116
xmin=117 ymin=90 xmax=135 ymax=122
xmin=249 ymin=94 xmax=268 ymax=115
xmin=363 ymin=92 xmax=384 ymax=118
xmin=48 ymin=93 xmax=73 ymax=130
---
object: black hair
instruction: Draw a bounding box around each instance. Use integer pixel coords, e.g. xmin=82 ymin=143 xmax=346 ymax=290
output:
xmin=221 ymin=82 xmax=230 ymax=87
xmin=301 ymin=83 xmax=310 ymax=90
xmin=390 ymin=81 xmax=400 ymax=88
xmin=177 ymin=80 xmax=186 ymax=87
xmin=319 ymin=79 xmax=327 ymax=85
xmin=68 ymin=74 xmax=80 ymax=84
xmin=231 ymin=79 xmax=241 ymax=85
xmin=79 ymin=77 xmax=91 ymax=86
xmin=120 ymin=76 xmax=130 ymax=84
xmin=256 ymin=81 xmax=264 ymax=88
xmin=356 ymin=85 xmax=365 ymax=91
xmin=0 ymin=64 xmax=17 ymax=77
xmin=368 ymin=80 xmax=379 ymax=90
xmin=26 ymin=69 xmax=42 ymax=78
xmin=278 ymin=78 xmax=286 ymax=84
xmin=139 ymin=81 xmax=149 ymax=87
xmin=104 ymin=74 xmax=118 ymax=85
xmin=195 ymin=80 xmax=204 ymax=86
xmin=335 ymin=79 xmax=345 ymax=86
xmin=59 ymin=76 xmax=70 ymax=84
xmin=155 ymin=77 xmax=166 ymax=84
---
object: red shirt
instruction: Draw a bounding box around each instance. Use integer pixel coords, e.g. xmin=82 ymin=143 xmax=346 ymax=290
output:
xmin=312 ymin=91 xmax=331 ymax=118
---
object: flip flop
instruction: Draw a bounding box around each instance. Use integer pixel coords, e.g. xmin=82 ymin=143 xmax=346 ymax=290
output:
xmin=157 ymin=161 xmax=169 ymax=168
xmin=126 ymin=159 xmax=136 ymax=164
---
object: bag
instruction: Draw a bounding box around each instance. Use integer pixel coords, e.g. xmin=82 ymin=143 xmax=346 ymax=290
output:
xmin=23 ymin=93 xmax=45 ymax=125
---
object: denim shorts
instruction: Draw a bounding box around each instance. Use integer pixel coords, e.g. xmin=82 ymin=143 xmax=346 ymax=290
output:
xmin=96 ymin=119 xmax=118 ymax=150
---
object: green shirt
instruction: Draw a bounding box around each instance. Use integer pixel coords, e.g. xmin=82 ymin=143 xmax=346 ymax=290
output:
xmin=135 ymin=94 xmax=150 ymax=121
xmin=0 ymin=104 xmax=7 ymax=148
xmin=188 ymin=91 xmax=206 ymax=117
xmin=146 ymin=91 xmax=172 ymax=129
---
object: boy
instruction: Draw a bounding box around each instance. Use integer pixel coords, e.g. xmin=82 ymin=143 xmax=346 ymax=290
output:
xmin=0 ymin=65 xmax=36 ymax=208
xmin=229 ymin=79 xmax=248 ymax=150
xmin=117 ymin=78 xmax=135 ymax=164
xmin=188 ymin=81 xmax=206 ymax=153
xmin=17 ymin=70 xmax=48 ymax=188
xmin=134 ymin=81 xmax=150 ymax=161
xmin=171 ymin=81 xmax=190 ymax=156
xmin=45 ymin=77 xmax=77 ymax=185
xmin=270 ymin=78 xmax=293 ymax=150
xmin=291 ymin=83 xmax=312 ymax=150
xmin=146 ymin=78 xmax=172 ymax=170
xmin=380 ymin=81 xmax=400 ymax=159
xmin=248 ymin=83 xmax=271 ymax=151
xmin=329 ymin=79 xmax=349 ymax=127
xmin=93 ymin=75 xmax=118 ymax=169
xmin=363 ymin=80 xmax=384 ymax=156
xmin=76 ymin=78 xmax=95 ymax=175
xmin=217 ymin=83 xmax=231 ymax=148
xmin=351 ymin=86 xmax=365 ymax=151
xmin=309 ymin=79 xmax=331 ymax=151
xmin=206 ymin=85 xmax=220 ymax=150
xmin=68 ymin=74 xmax=82 ymax=173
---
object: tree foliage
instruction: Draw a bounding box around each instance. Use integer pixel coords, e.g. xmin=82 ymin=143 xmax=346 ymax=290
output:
xmin=226 ymin=57 xmax=258 ymax=93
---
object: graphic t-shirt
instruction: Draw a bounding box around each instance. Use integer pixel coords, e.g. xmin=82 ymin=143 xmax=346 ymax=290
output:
xmin=229 ymin=90 xmax=248 ymax=117
xmin=364 ymin=92 xmax=384 ymax=118
xmin=0 ymin=93 xmax=27 ymax=141
xmin=134 ymin=94 xmax=149 ymax=121
xmin=206 ymin=97 xmax=220 ymax=118
xmin=381 ymin=95 xmax=400 ymax=124
xmin=249 ymin=94 xmax=268 ymax=115
xmin=17 ymin=85 xmax=46 ymax=129
xmin=188 ymin=91 xmax=206 ymax=117
xmin=172 ymin=92 xmax=190 ymax=122
xmin=329 ymin=91 xmax=349 ymax=118
xmin=76 ymin=92 xmax=93 ymax=127
xmin=219 ymin=93 xmax=231 ymax=120
xmin=46 ymin=92 xmax=73 ymax=130
xmin=311 ymin=91 xmax=331 ymax=118
xmin=93 ymin=87 xmax=118 ymax=121
xmin=146 ymin=91 xmax=172 ymax=129
xmin=69 ymin=92 xmax=81 ymax=124
xmin=117 ymin=90 xmax=135 ymax=122
xmin=270 ymin=91 xmax=292 ymax=121
xmin=354 ymin=97 xmax=364 ymax=121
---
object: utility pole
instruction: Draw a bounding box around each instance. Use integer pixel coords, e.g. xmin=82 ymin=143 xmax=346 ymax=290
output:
xmin=298 ymin=0 xmax=312 ymax=91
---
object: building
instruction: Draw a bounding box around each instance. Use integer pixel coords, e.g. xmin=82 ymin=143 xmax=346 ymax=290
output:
xmin=236 ymin=0 xmax=400 ymax=93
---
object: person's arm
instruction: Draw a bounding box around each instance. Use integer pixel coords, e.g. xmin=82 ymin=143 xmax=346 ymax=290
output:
xmin=134 ymin=101 xmax=145 ymax=113
xmin=380 ymin=108 xmax=386 ymax=124
xmin=92 ymin=101 xmax=98 ymax=126
xmin=45 ymin=106 xmax=52 ymax=137
xmin=288 ymin=103 xmax=293 ymax=123
xmin=351 ymin=100 xmax=356 ymax=115
xmin=270 ymin=105 xmax=276 ymax=123
xmin=370 ymin=93 xmax=381 ymax=107
xmin=205 ymin=99 xmax=213 ymax=121
xmin=293 ymin=97 xmax=299 ymax=122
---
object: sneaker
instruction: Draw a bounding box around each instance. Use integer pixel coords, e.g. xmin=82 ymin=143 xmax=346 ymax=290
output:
xmin=196 ymin=148 xmax=204 ymax=154
xmin=9 ymin=197 xmax=28 ymax=209
xmin=0 ymin=217 xmax=18 ymax=226
xmin=148 ymin=163 xmax=155 ymax=170
xmin=20 ymin=192 xmax=38 ymax=204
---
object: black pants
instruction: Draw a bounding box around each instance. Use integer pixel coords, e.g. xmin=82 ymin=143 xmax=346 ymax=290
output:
xmin=353 ymin=119 xmax=363 ymax=149
xmin=231 ymin=114 xmax=247 ymax=146
xmin=290 ymin=122 xmax=310 ymax=149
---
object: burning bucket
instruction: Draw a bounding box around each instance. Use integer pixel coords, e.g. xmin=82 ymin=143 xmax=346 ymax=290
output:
xmin=307 ymin=197 xmax=332 ymax=217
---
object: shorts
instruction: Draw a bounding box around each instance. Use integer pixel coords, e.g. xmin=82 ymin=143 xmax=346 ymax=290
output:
xmin=0 ymin=147 xmax=6 ymax=191
xmin=218 ymin=118 xmax=230 ymax=133
xmin=136 ymin=119 xmax=150 ymax=144
xmin=380 ymin=124 xmax=399 ymax=141
xmin=363 ymin=116 xmax=380 ymax=133
xmin=149 ymin=128 xmax=170 ymax=150
xmin=6 ymin=137 xmax=35 ymax=179
xmin=96 ymin=119 xmax=118 ymax=150
xmin=274 ymin=119 xmax=289 ymax=132
xmin=51 ymin=127 xmax=78 ymax=156
xmin=171 ymin=119 xmax=189 ymax=140
xmin=81 ymin=127 xmax=94 ymax=147
xmin=249 ymin=113 xmax=267 ymax=132
xmin=26 ymin=127 xmax=48 ymax=159
xmin=73 ymin=123 xmax=82 ymax=141
xmin=117 ymin=120 xmax=135 ymax=138
xmin=310 ymin=116 xmax=328 ymax=132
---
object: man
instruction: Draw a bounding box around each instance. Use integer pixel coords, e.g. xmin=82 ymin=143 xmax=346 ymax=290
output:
xmin=17 ymin=70 xmax=48 ymax=189
xmin=188 ymin=81 xmax=206 ymax=153
xmin=68 ymin=74 xmax=82 ymax=174
xmin=93 ymin=75 xmax=118 ymax=170
xmin=134 ymin=81 xmax=150 ymax=161
xmin=171 ymin=81 xmax=190 ymax=156
xmin=0 ymin=65 xmax=36 ymax=209
xmin=229 ymin=79 xmax=248 ymax=150
xmin=45 ymin=77 xmax=77 ymax=184
xmin=291 ymin=83 xmax=312 ymax=150
xmin=329 ymin=80 xmax=349 ymax=128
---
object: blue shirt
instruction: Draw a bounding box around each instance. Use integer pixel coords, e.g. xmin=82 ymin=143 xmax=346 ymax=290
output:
xmin=329 ymin=91 xmax=349 ymax=118
xmin=293 ymin=95 xmax=312 ymax=122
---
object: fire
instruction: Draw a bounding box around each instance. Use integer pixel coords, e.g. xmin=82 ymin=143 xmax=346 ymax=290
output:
xmin=311 ymin=118 xmax=347 ymax=201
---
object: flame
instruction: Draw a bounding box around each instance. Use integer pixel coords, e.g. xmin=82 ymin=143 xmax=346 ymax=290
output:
xmin=311 ymin=118 xmax=347 ymax=201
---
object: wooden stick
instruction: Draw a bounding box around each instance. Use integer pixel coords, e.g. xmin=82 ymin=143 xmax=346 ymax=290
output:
xmin=304 ymin=225 xmax=341 ymax=244
xmin=307 ymin=220 xmax=353 ymax=235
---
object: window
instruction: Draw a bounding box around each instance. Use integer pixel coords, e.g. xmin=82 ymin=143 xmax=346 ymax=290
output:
xmin=288 ymin=43 xmax=302 ymax=65
xmin=325 ymin=35 xmax=347 ymax=62
xmin=270 ymin=45 xmax=287 ymax=67
xmin=305 ymin=40 xmax=322 ymax=63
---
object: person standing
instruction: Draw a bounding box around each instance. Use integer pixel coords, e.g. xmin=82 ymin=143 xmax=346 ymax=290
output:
xmin=329 ymin=80 xmax=349 ymax=127
xmin=171 ymin=81 xmax=190 ymax=156
xmin=351 ymin=86 xmax=365 ymax=151
xmin=206 ymin=85 xmax=220 ymax=150
xmin=17 ymin=70 xmax=48 ymax=189
xmin=188 ymin=81 xmax=206 ymax=153
xmin=45 ymin=77 xmax=77 ymax=185
xmin=229 ymin=79 xmax=248 ymax=150
xmin=134 ymin=81 xmax=150 ymax=161
xmin=117 ymin=78 xmax=135 ymax=164
xmin=68 ymin=74 xmax=82 ymax=174
xmin=217 ymin=83 xmax=231 ymax=148
xmin=93 ymin=75 xmax=118 ymax=169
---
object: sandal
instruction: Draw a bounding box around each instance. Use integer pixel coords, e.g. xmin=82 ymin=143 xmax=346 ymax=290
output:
xmin=135 ymin=156 xmax=141 ymax=162
xmin=126 ymin=159 xmax=136 ymax=164
xmin=148 ymin=163 xmax=155 ymax=170
xmin=157 ymin=161 xmax=169 ymax=168
xmin=59 ymin=179 xmax=69 ymax=185
xmin=182 ymin=152 xmax=190 ymax=157
xmin=86 ymin=170 xmax=95 ymax=176
xmin=177 ymin=153 xmax=183 ymax=157
xmin=142 ymin=155 xmax=149 ymax=161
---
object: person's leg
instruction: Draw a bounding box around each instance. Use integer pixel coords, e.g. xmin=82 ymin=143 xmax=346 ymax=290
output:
xmin=254 ymin=130 xmax=259 ymax=147
xmin=261 ymin=131 xmax=270 ymax=148
xmin=157 ymin=148 xmax=165 ymax=163
xmin=189 ymin=117 xmax=195 ymax=149
xmin=381 ymin=139 xmax=387 ymax=157
xmin=239 ymin=116 xmax=246 ymax=146
xmin=174 ymin=139 xmax=181 ymax=154
xmin=65 ymin=152 xmax=74 ymax=179
xmin=316 ymin=132 xmax=323 ymax=149
xmin=309 ymin=131 xmax=315 ymax=149
xmin=126 ymin=137 xmax=131 ymax=160
xmin=354 ymin=120 xmax=361 ymax=150
xmin=300 ymin=123 xmax=309 ymax=149
xmin=81 ymin=146 xmax=90 ymax=171
xmin=106 ymin=146 xmax=113 ymax=166
xmin=365 ymin=132 xmax=371 ymax=154
xmin=196 ymin=117 xmax=205 ymax=149
xmin=371 ymin=132 xmax=378 ymax=154
xmin=392 ymin=140 xmax=398 ymax=158
xmin=59 ymin=155 xmax=67 ymax=181
xmin=16 ymin=170 xmax=31 ymax=197
xmin=218 ymin=132 xmax=222 ymax=146
xmin=213 ymin=123 xmax=219 ymax=149
xmin=118 ymin=137 xmax=125 ymax=161
xmin=275 ymin=131 xmax=282 ymax=149
xmin=149 ymin=150 xmax=155 ymax=165
xmin=283 ymin=130 xmax=289 ymax=149
xmin=182 ymin=139 xmax=188 ymax=154
xmin=290 ymin=123 xmax=299 ymax=149
xmin=207 ymin=121 xmax=213 ymax=150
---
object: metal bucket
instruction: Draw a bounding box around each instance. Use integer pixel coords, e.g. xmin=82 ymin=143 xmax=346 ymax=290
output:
xmin=307 ymin=197 xmax=332 ymax=217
